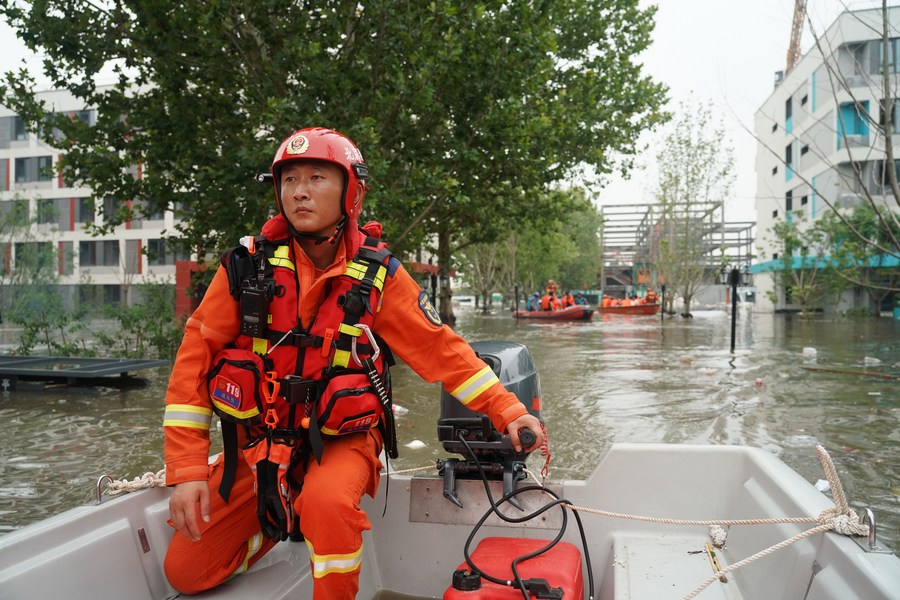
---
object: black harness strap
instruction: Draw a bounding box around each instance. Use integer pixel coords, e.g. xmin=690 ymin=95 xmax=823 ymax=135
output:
xmin=218 ymin=420 xmax=239 ymax=502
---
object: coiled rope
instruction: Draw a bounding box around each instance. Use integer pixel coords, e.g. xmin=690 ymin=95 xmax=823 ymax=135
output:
xmin=104 ymin=469 xmax=167 ymax=496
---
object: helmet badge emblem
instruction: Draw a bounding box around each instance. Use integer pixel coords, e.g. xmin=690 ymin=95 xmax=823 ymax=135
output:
xmin=286 ymin=134 xmax=310 ymax=155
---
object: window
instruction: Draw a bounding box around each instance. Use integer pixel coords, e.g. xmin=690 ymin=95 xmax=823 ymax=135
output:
xmin=801 ymin=94 xmax=808 ymax=106
xmin=14 ymin=156 xmax=53 ymax=183
xmin=878 ymin=98 xmax=900 ymax=129
xmin=13 ymin=116 xmax=27 ymax=141
xmin=800 ymin=144 xmax=809 ymax=155
xmin=773 ymin=253 xmax=779 ymax=260
xmin=74 ymin=110 xmax=94 ymax=125
xmin=772 ymin=166 xmax=778 ymax=175
xmin=14 ymin=242 xmax=54 ymax=273
xmin=37 ymin=198 xmax=58 ymax=224
xmin=771 ymin=123 xmax=777 ymax=133
xmin=102 ymin=240 xmax=120 ymax=266
xmin=837 ymin=101 xmax=870 ymax=149
xmin=786 ymin=190 xmax=793 ymax=212
xmin=103 ymin=196 xmax=119 ymax=220
xmin=76 ymin=198 xmax=94 ymax=224
xmin=773 ymin=210 xmax=779 ymax=218
xmin=875 ymin=38 xmax=900 ymax=74
xmin=147 ymin=239 xmax=171 ymax=265
xmin=1 ymin=199 xmax=30 ymax=225
xmin=785 ymin=143 xmax=793 ymax=181
xmin=801 ymin=195 xmax=808 ymax=206
xmin=79 ymin=241 xmax=98 ymax=266
xmin=79 ymin=240 xmax=121 ymax=267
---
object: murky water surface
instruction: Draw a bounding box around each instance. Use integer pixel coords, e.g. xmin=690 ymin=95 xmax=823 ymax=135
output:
xmin=1 ymin=309 xmax=898 ymax=548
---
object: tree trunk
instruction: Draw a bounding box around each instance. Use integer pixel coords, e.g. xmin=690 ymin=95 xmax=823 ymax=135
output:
xmin=437 ymin=227 xmax=456 ymax=326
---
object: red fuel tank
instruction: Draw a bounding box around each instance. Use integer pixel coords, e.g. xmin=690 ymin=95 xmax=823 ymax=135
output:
xmin=443 ymin=537 xmax=584 ymax=599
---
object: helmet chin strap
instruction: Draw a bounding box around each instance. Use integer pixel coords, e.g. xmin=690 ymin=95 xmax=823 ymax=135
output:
xmin=284 ymin=214 xmax=348 ymax=246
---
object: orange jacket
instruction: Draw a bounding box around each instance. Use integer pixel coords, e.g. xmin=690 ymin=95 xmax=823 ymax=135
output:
xmin=163 ymin=228 xmax=528 ymax=485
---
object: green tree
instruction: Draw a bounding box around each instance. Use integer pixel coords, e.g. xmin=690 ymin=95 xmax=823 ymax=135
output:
xmin=94 ymin=282 xmax=184 ymax=358
xmin=819 ymin=204 xmax=900 ymax=316
xmin=2 ymin=0 xmax=668 ymax=326
xmin=767 ymin=212 xmax=832 ymax=317
xmin=651 ymin=99 xmax=734 ymax=316
xmin=457 ymin=188 xmax=600 ymax=309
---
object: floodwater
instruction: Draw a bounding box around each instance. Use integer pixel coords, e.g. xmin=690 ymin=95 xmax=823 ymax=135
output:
xmin=1 ymin=307 xmax=898 ymax=550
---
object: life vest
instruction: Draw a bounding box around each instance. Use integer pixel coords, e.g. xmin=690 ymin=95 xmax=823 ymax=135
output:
xmin=209 ymin=217 xmax=399 ymax=506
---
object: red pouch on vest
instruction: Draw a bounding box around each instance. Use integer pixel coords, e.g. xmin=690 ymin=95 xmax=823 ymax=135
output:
xmin=317 ymin=373 xmax=381 ymax=436
xmin=208 ymin=349 xmax=265 ymax=425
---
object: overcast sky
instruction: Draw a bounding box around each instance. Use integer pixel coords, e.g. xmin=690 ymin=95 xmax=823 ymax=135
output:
xmin=0 ymin=1 xmax=891 ymax=223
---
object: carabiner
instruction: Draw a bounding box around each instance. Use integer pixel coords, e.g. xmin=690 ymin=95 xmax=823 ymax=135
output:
xmin=350 ymin=323 xmax=380 ymax=367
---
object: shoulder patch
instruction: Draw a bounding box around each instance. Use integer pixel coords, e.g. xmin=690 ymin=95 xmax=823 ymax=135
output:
xmin=417 ymin=290 xmax=442 ymax=327
xmin=387 ymin=256 xmax=402 ymax=277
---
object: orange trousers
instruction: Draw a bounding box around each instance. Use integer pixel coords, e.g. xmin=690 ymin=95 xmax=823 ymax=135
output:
xmin=164 ymin=430 xmax=383 ymax=599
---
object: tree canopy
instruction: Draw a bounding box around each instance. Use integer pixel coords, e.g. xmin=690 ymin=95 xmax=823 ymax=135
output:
xmin=1 ymin=0 xmax=667 ymax=272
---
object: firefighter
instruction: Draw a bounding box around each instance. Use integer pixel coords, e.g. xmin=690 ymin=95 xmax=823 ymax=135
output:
xmin=162 ymin=128 xmax=544 ymax=599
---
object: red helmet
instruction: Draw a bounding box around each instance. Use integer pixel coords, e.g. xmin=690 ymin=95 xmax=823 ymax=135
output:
xmin=271 ymin=127 xmax=369 ymax=221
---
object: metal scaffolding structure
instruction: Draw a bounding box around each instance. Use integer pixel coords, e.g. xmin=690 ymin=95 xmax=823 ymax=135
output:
xmin=599 ymin=202 xmax=755 ymax=289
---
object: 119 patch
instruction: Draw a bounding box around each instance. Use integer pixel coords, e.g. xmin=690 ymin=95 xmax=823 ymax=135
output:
xmin=418 ymin=290 xmax=442 ymax=326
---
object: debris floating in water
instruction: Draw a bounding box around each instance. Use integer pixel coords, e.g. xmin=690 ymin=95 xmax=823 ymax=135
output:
xmin=815 ymin=479 xmax=831 ymax=492
xmin=404 ymin=439 xmax=427 ymax=450
xmin=802 ymin=347 xmax=817 ymax=359
xmin=862 ymin=356 xmax=881 ymax=366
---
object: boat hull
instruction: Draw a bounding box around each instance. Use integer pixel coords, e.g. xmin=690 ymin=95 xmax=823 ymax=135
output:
xmin=598 ymin=302 xmax=660 ymax=316
xmin=513 ymin=306 xmax=594 ymax=321
xmin=1 ymin=444 xmax=898 ymax=599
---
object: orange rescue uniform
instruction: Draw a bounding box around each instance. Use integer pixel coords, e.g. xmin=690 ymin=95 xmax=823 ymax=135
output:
xmin=162 ymin=232 xmax=529 ymax=598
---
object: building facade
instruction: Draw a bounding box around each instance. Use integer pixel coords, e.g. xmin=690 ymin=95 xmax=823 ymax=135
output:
xmin=754 ymin=7 xmax=900 ymax=314
xmin=1 ymin=87 xmax=186 ymax=310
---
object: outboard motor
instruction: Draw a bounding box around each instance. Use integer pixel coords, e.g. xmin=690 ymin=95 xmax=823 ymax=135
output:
xmin=436 ymin=341 xmax=543 ymax=509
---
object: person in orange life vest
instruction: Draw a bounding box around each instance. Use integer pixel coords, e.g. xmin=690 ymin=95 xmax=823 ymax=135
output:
xmin=540 ymin=291 xmax=560 ymax=311
xmin=162 ymin=128 xmax=544 ymax=600
xmin=561 ymin=291 xmax=574 ymax=308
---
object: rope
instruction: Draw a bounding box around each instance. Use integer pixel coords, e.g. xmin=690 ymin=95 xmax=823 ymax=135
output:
xmin=681 ymin=524 xmax=832 ymax=600
xmin=383 ymin=464 xmax=436 ymax=476
xmin=104 ymin=469 xmax=167 ymax=496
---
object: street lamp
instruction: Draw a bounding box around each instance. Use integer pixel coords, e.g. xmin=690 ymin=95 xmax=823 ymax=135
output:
xmin=719 ymin=266 xmax=752 ymax=353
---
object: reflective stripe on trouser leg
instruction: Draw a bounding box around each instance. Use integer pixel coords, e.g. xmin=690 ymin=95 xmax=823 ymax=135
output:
xmin=295 ymin=430 xmax=383 ymax=600
xmin=231 ymin=532 xmax=265 ymax=577
xmin=305 ymin=540 xmax=363 ymax=577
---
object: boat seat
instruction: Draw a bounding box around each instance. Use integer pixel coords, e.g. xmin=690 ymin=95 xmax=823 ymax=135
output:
xmin=606 ymin=534 xmax=742 ymax=600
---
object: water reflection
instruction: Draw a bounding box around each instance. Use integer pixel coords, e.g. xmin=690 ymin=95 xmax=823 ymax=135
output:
xmin=0 ymin=307 xmax=897 ymax=549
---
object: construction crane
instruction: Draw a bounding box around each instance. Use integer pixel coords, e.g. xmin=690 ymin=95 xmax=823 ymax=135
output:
xmin=786 ymin=0 xmax=808 ymax=73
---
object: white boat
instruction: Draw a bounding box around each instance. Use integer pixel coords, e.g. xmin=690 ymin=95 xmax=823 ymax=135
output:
xmin=2 ymin=343 xmax=898 ymax=599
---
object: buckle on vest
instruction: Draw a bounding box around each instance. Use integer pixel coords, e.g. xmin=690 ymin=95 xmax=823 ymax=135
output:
xmin=339 ymin=290 xmax=368 ymax=317
xmin=351 ymin=323 xmax=380 ymax=366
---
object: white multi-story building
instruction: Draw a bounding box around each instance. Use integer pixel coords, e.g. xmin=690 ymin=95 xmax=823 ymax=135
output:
xmin=1 ymin=87 xmax=186 ymax=309
xmin=754 ymin=6 xmax=900 ymax=314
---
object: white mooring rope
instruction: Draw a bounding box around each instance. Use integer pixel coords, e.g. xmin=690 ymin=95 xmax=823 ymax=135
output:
xmin=104 ymin=469 xmax=167 ymax=496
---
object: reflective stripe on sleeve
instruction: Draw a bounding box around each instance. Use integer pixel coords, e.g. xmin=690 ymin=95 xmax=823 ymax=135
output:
xmin=163 ymin=404 xmax=213 ymax=430
xmin=305 ymin=540 xmax=363 ymax=578
xmin=449 ymin=366 xmax=499 ymax=406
